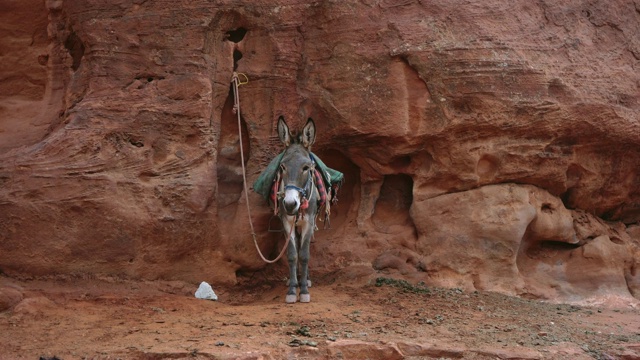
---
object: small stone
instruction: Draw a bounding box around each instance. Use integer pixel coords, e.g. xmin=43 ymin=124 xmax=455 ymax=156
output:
xmin=195 ymin=281 xmax=218 ymax=301
xmin=288 ymin=338 xmax=303 ymax=347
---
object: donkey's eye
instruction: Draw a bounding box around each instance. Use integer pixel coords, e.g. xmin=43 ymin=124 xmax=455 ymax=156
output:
xmin=302 ymin=165 xmax=310 ymax=172
xmin=280 ymin=164 xmax=286 ymax=172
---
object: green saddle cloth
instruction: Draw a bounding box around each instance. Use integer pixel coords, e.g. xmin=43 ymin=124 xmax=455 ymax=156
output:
xmin=253 ymin=152 xmax=344 ymax=202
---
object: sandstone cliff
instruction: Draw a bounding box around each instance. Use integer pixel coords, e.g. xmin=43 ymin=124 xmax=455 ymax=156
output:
xmin=1 ymin=0 xmax=639 ymax=304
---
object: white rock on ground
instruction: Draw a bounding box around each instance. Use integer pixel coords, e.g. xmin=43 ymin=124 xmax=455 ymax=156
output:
xmin=194 ymin=281 xmax=218 ymax=301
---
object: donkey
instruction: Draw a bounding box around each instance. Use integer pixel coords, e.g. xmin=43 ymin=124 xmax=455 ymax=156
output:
xmin=276 ymin=116 xmax=319 ymax=303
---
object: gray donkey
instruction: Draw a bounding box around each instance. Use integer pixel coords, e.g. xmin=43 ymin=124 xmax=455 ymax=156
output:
xmin=276 ymin=116 xmax=319 ymax=303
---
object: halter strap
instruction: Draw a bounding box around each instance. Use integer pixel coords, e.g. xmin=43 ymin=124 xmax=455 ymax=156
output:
xmin=281 ymin=158 xmax=315 ymax=200
xmin=284 ymin=184 xmax=307 ymax=198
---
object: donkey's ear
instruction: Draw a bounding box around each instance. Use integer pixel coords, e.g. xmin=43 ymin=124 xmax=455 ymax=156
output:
xmin=301 ymin=118 xmax=316 ymax=149
xmin=277 ymin=116 xmax=291 ymax=147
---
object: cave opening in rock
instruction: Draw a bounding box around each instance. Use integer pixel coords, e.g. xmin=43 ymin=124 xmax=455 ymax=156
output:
xmin=216 ymin=83 xmax=250 ymax=215
xmin=539 ymin=240 xmax=581 ymax=250
xmin=233 ymin=49 xmax=243 ymax=71
xmin=372 ymin=174 xmax=415 ymax=234
xmin=225 ymin=27 xmax=247 ymax=43
xmin=64 ymin=31 xmax=85 ymax=71
xmin=523 ymin=240 xmax=581 ymax=261
xmin=560 ymin=188 xmax=575 ymax=209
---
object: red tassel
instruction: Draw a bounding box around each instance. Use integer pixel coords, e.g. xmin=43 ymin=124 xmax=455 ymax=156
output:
xmin=271 ymin=175 xmax=280 ymax=215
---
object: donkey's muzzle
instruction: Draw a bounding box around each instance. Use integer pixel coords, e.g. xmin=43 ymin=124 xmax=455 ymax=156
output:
xmin=283 ymin=187 xmax=301 ymax=215
xmin=283 ymin=199 xmax=299 ymax=215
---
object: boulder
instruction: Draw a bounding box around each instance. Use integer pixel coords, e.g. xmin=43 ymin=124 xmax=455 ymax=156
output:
xmin=0 ymin=285 xmax=23 ymax=312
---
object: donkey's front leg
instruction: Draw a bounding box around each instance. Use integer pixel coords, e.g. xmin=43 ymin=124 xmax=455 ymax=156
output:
xmin=298 ymin=221 xmax=313 ymax=303
xmin=284 ymin=219 xmax=299 ymax=304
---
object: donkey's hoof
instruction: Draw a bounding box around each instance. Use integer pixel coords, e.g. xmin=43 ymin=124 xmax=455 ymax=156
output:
xmin=285 ymin=294 xmax=298 ymax=304
xmin=299 ymin=293 xmax=311 ymax=303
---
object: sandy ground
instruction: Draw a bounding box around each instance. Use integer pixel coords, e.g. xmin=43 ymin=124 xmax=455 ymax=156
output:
xmin=1 ymin=271 xmax=640 ymax=360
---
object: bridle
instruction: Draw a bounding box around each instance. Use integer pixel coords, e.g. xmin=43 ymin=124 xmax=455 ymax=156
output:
xmin=278 ymin=161 xmax=316 ymax=219
xmin=283 ymin=168 xmax=313 ymax=200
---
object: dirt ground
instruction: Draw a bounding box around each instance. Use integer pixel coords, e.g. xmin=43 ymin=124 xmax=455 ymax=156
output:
xmin=1 ymin=270 xmax=640 ymax=360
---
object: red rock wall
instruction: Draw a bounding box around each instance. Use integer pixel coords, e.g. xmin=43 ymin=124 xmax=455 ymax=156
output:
xmin=0 ymin=0 xmax=638 ymax=304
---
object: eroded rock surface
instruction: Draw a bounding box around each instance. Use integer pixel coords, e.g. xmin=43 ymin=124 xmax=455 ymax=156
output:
xmin=0 ymin=0 xmax=638 ymax=304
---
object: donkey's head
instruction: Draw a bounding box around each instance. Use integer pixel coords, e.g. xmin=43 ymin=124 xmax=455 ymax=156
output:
xmin=277 ymin=116 xmax=316 ymax=216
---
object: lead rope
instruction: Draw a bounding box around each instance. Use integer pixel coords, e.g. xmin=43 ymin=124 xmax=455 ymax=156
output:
xmin=232 ymin=72 xmax=291 ymax=264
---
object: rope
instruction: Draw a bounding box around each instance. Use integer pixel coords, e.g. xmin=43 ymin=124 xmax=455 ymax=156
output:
xmin=232 ymin=72 xmax=291 ymax=264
